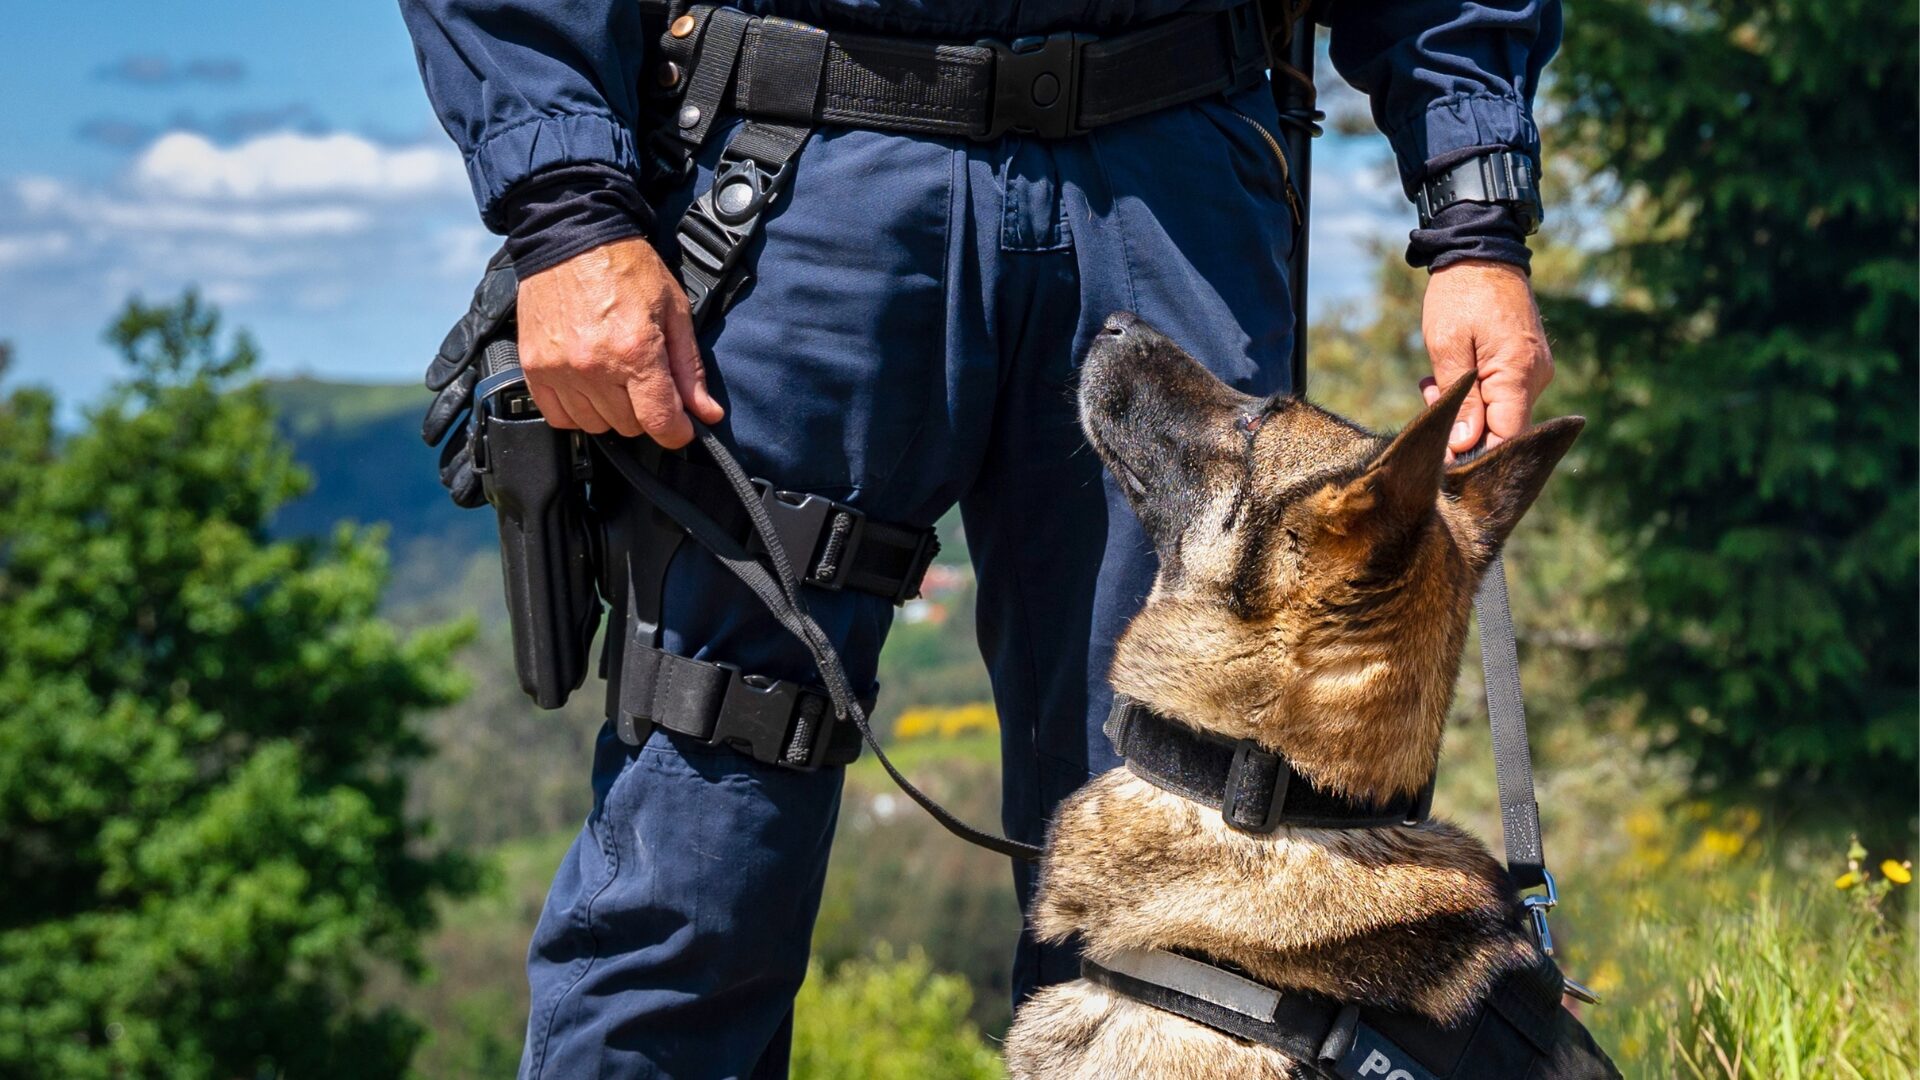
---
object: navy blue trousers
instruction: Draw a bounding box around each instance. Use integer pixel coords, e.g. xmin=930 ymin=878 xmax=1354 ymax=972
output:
xmin=519 ymin=83 xmax=1298 ymax=1079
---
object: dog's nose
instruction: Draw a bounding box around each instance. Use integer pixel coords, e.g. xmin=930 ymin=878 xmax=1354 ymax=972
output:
xmin=1100 ymin=312 xmax=1140 ymax=338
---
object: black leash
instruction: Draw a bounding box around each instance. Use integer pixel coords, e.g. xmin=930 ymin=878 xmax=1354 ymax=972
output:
xmin=594 ymin=426 xmax=1047 ymax=862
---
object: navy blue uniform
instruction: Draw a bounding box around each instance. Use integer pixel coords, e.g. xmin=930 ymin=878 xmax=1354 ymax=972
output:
xmin=399 ymin=2 xmax=1559 ymax=1076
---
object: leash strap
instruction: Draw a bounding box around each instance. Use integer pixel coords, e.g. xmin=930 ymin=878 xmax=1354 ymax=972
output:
xmin=595 ymin=426 xmax=1045 ymax=862
xmin=1475 ymin=554 xmax=1547 ymax=893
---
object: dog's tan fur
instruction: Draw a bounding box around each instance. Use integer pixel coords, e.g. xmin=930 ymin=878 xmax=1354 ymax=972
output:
xmin=1005 ymin=319 xmax=1584 ymax=1077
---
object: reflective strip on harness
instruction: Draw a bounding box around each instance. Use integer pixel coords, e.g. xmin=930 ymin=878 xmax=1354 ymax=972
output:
xmin=1100 ymin=948 xmax=1280 ymax=1022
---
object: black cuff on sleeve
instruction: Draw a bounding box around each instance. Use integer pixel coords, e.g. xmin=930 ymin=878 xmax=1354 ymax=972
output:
xmin=1405 ymin=147 xmax=1534 ymax=274
xmin=500 ymin=164 xmax=656 ymax=278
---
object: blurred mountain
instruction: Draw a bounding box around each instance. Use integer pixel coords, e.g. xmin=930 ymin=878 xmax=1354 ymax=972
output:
xmin=264 ymin=377 xmax=496 ymax=606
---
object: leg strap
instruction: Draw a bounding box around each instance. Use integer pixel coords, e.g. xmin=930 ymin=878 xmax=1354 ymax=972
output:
xmin=616 ymin=638 xmax=867 ymax=769
xmin=649 ymin=451 xmax=941 ymax=603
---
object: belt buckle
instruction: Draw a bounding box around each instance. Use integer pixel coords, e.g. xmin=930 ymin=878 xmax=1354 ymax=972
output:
xmin=749 ymin=480 xmax=839 ymax=581
xmin=709 ymin=667 xmax=820 ymax=768
xmin=977 ymin=31 xmax=1094 ymax=140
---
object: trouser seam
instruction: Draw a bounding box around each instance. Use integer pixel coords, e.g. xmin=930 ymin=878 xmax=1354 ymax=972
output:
xmin=526 ymin=808 xmax=622 ymax=1078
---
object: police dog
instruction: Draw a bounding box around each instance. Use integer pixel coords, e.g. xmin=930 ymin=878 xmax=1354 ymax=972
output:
xmin=1004 ymin=314 xmax=1613 ymax=1079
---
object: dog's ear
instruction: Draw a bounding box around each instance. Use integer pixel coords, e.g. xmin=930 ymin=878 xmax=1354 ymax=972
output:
xmin=1444 ymin=416 xmax=1585 ymax=563
xmin=1321 ymin=373 xmax=1472 ymax=536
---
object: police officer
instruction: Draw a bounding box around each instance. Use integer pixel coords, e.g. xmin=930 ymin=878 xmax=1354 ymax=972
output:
xmin=400 ymin=1 xmax=1562 ymax=1075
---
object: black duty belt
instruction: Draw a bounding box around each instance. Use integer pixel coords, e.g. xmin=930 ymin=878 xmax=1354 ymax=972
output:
xmin=656 ymin=4 xmax=1270 ymax=145
xmin=647 ymin=2 xmax=1277 ymax=324
xmin=727 ymin=7 xmax=1268 ymax=141
xmin=1106 ymin=696 xmax=1435 ymax=832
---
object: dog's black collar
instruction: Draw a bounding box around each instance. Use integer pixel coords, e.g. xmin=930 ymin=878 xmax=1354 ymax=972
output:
xmin=1105 ymin=697 xmax=1434 ymax=833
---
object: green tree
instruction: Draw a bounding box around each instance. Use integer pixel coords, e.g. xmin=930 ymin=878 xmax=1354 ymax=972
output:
xmin=1543 ymin=0 xmax=1919 ymax=811
xmin=0 ymin=294 xmax=474 ymax=1076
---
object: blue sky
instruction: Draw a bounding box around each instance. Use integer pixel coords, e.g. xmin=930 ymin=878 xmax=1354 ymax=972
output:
xmin=0 ymin=1 xmax=1405 ymax=408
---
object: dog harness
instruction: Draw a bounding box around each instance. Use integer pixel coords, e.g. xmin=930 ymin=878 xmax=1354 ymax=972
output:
xmin=1087 ymin=552 xmax=1620 ymax=1078
xmin=1080 ymin=946 xmax=1613 ymax=1080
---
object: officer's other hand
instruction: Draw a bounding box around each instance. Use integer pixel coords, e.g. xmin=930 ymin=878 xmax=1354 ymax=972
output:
xmin=1417 ymin=259 xmax=1554 ymax=459
xmin=516 ymin=237 xmax=725 ymax=448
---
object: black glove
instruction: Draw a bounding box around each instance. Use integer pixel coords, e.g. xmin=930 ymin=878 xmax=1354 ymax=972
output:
xmin=422 ymin=245 xmax=519 ymax=508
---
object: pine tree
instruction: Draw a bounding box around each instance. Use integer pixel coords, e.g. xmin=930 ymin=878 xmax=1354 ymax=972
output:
xmin=0 ymin=294 xmax=475 ymax=1076
xmin=1543 ymin=0 xmax=1918 ymax=810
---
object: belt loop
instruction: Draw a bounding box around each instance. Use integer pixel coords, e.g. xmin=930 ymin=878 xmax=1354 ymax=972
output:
xmin=673 ymin=6 xmax=753 ymax=148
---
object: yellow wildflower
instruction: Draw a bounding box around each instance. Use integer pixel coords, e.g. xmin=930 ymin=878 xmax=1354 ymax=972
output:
xmin=1834 ymin=870 xmax=1863 ymax=890
xmin=1880 ymin=860 xmax=1912 ymax=886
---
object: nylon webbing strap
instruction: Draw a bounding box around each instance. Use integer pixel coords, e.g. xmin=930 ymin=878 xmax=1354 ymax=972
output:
xmin=1474 ymin=554 xmax=1547 ymax=892
xmin=707 ymin=5 xmax=1264 ymax=139
xmin=649 ymin=453 xmax=939 ymax=603
xmin=676 ymin=119 xmax=812 ymax=324
xmin=616 ymin=637 xmax=865 ymax=768
xmin=1085 ymin=950 xmax=1574 ymax=1080
xmin=1081 ymin=954 xmax=1342 ymax=1066
xmin=674 ymin=7 xmax=751 ymax=148
xmin=594 ymin=427 xmax=1044 ymax=862
xmin=1077 ymin=10 xmax=1254 ymax=127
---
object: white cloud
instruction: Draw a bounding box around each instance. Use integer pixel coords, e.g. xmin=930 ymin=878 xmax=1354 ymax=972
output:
xmin=0 ymin=231 xmax=73 ymax=269
xmin=0 ymin=126 xmax=489 ymax=404
xmin=133 ymin=130 xmax=468 ymax=202
xmin=0 ymin=129 xmax=475 ymax=287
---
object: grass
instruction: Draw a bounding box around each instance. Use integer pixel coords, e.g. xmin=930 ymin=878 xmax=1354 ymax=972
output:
xmin=1575 ymin=836 xmax=1917 ymax=1079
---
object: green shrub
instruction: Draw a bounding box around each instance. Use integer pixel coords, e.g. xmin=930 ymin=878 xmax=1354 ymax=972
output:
xmin=792 ymin=948 xmax=1004 ymax=1080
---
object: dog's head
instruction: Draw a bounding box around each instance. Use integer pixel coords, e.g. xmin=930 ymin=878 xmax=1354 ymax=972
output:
xmin=1082 ymin=313 xmax=1582 ymax=800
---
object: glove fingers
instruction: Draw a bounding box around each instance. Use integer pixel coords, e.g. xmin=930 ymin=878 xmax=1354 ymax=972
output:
xmin=422 ymin=365 xmax=478 ymax=446
xmin=427 ymin=314 xmax=479 ymax=391
xmin=477 ymin=251 xmax=518 ymax=320
xmin=424 ymin=244 xmax=517 ymax=506
xmin=425 ymin=247 xmax=518 ymax=390
xmin=439 ymin=426 xmax=488 ymax=508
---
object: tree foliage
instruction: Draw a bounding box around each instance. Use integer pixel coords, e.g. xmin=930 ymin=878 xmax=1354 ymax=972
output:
xmin=0 ymin=294 xmax=474 ymax=1077
xmin=1543 ymin=0 xmax=1918 ymax=809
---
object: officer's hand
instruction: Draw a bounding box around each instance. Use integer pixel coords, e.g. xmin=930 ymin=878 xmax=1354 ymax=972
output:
xmin=1418 ymin=259 xmax=1554 ymax=458
xmin=517 ymin=237 xmax=725 ymax=448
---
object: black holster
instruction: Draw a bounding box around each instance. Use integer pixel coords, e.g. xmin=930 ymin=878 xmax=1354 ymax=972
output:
xmin=470 ymin=336 xmax=603 ymax=708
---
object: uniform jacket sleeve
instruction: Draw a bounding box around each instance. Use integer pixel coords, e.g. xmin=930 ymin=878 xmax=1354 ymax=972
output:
xmin=1324 ymin=0 xmax=1562 ymax=198
xmin=400 ymin=0 xmax=653 ymax=231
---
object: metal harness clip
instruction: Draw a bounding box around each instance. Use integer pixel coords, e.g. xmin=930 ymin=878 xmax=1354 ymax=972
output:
xmin=1522 ymin=869 xmax=1602 ymax=1004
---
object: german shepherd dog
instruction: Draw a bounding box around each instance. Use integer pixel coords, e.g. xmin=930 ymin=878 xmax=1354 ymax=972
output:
xmin=1004 ymin=314 xmax=1617 ymax=1078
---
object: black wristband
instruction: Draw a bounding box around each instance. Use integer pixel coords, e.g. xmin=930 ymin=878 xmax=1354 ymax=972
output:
xmin=1406 ymin=147 xmax=1534 ymax=274
xmin=500 ymin=164 xmax=656 ymax=278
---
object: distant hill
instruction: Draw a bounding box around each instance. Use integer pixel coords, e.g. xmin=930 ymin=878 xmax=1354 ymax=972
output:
xmin=264 ymin=377 xmax=496 ymax=604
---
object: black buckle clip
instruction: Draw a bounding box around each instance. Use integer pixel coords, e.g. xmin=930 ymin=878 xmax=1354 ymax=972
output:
xmin=749 ymin=481 xmax=864 ymax=589
xmin=977 ymin=31 xmax=1094 ymax=140
xmin=893 ymin=528 xmax=942 ymax=604
xmin=708 ymin=667 xmax=835 ymax=770
xmin=679 ymin=149 xmax=796 ymax=320
xmin=1221 ymin=738 xmax=1288 ymax=834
